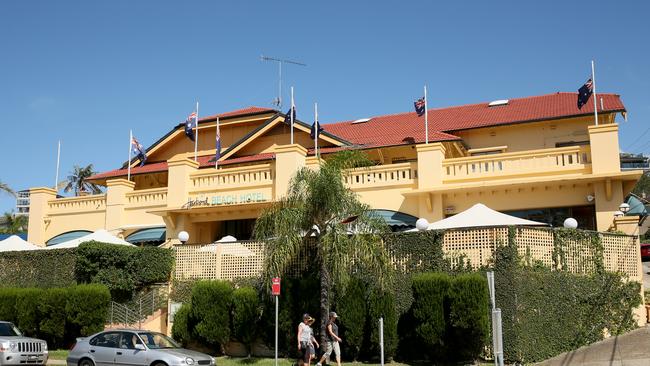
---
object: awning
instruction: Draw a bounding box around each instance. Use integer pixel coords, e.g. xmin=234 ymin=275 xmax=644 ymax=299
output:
xmin=46 ymin=230 xmax=92 ymax=246
xmin=47 ymin=229 xmax=135 ymax=249
xmin=125 ymin=227 xmax=166 ymax=244
xmin=369 ymin=209 xmax=418 ymax=230
xmin=428 ymin=203 xmax=547 ymax=230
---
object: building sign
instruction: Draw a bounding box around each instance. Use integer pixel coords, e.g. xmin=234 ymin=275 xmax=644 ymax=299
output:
xmin=182 ymin=192 xmax=267 ymax=209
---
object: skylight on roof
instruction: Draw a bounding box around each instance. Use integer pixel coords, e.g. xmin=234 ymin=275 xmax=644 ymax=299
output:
xmin=352 ymin=118 xmax=371 ymax=124
xmin=488 ymin=99 xmax=509 ymax=107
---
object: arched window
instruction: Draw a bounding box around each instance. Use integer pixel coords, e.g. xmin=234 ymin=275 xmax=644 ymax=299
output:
xmin=367 ymin=209 xmax=418 ymax=232
xmin=46 ymin=230 xmax=92 ymax=246
xmin=125 ymin=227 xmax=166 ymax=246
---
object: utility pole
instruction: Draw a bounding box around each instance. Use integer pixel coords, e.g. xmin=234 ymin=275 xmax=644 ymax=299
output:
xmin=260 ymin=55 xmax=306 ymax=109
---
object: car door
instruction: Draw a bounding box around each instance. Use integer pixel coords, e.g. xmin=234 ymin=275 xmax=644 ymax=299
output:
xmin=88 ymin=332 xmax=121 ymax=366
xmin=114 ymin=332 xmax=148 ymax=366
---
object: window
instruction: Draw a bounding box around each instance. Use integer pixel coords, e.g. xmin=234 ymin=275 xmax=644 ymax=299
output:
xmin=467 ymin=146 xmax=507 ymax=156
xmin=89 ymin=332 xmax=121 ymax=348
xmin=119 ymin=332 xmax=144 ymax=349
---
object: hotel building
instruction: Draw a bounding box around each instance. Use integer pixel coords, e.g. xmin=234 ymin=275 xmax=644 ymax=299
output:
xmin=27 ymin=92 xmax=643 ymax=246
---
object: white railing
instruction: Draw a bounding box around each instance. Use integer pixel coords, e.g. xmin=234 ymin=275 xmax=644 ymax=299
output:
xmin=344 ymin=162 xmax=418 ymax=189
xmin=48 ymin=194 xmax=106 ymax=213
xmin=190 ymin=164 xmax=273 ymax=191
xmin=126 ymin=188 xmax=167 ymax=208
xmin=443 ymin=146 xmax=591 ymax=182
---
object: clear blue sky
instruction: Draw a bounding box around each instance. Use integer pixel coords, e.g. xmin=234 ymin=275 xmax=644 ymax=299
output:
xmin=1 ymin=0 xmax=649 ymax=213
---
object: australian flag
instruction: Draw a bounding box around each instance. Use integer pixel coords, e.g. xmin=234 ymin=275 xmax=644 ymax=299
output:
xmin=284 ymin=106 xmax=296 ymax=125
xmin=184 ymin=111 xmax=197 ymax=141
xmin=215 ymin=129 xmax=221 ymax=163
xmin=310 ymin=118 xmax=323 ymax=140
xmin=577 ymin=78 xmax=593 ymax=109
xmin=131 ymin=137 xmax=147 ymax=167
xmin=414 ymin=97 xmax=426 ymax=117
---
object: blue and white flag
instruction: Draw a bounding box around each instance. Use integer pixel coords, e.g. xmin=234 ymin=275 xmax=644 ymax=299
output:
xmin=184 ymin=111 xmax=197 ymax=141
xmin=215 ymin=118 xmax=221 ymax=167
xmin=131 ymin=137 xmax=147 ymax=167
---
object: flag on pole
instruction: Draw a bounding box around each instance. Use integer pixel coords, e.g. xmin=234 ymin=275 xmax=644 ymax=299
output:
xmin=284 ymin=106 xmax=296 ymax=125
xmin=215 ymin=117 xmax=221 ymax=168
xmin=414 ymin=97 xmax=426 ymax=116
xmin=184 ymin=111 xmax=198 ymax=141
xmin=310 ymin=114 xmax=323 ymax=140
xmin=577 ymin=78 xmax=593 ymax=109
xmin=131 ymin=136 xmax=147 ymax=167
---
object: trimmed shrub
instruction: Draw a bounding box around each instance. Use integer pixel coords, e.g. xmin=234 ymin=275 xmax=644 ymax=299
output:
xmin=231 ymin=286 xmax=260 ymax=355
xmin=75 ymin=241 xmax=174 ymax=301
xmin=337 ymin=278 xmax=366 ymax=360
xmin=38 ymin=288 xmax=69 ymax=348
xmin=0 ymin=248 xmax=76 ymax=288
xmin=66 ymin=284 xmax=111 ymax=336
xmin=411 ymin=273 xmax=451 ymax=350
xmin=191 ymin=280 xmax=233 ymax=348
xmin=15 ymin=288 xmax=41 ymax=337
xmin=447 ymin=273 xmax=490 ymax=362
xmin=171 ymin=304 xmax=192 ymax=345
xmin=366 ymin=289 xmax=398 ymax=361
xmin=0 ymin=288 xmax=18 ymax=323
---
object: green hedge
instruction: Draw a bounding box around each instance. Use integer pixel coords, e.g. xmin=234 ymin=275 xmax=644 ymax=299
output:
xmin=0 ymin=248 xmax=76 ymax=288
xmin=0 ymin=242 xmax=173 ymax=301
xmin=0 ymin=285 xmax=110 ymax=348
xmin=171 ymin=304 xmax=193 ymax=345
xmin=337 ymin=278 xmax=366 ymax=360
xmin=231 ymin=286 xmax=260 ymax=355
xmin=191 ymin=280 xmax=233 ymax=349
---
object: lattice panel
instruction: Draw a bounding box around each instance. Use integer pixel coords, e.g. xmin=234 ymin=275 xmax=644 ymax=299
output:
xmin=220 ymin=242 xmax=265 ymax=280
xmin=515 ymin=227 xmax=554 ymax=267
xmin=442 ymin=227 xmax=508 ymax=268
xmin=601 ymin=234 xmax=640 ymax=280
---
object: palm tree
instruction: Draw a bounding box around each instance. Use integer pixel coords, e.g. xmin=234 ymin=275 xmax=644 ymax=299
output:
xmin=1 ymin=212 xmax=28 ymax=234
xmin=254 ymin=151 xmax=392 ymax=343
xmin=63 ymin=164 xmax=102 ymax=196
xmin=0 ymin=180 xmax=15 ymax=197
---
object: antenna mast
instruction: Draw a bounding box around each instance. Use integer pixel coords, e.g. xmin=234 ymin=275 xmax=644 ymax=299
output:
xmin=260 ymin=55 xmax=306 ymax=109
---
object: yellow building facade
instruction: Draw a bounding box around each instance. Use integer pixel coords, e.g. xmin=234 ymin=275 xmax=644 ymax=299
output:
xmin=27 ymin=93 xmax=643 ymax=246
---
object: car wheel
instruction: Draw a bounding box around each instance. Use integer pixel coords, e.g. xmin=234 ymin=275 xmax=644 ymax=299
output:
xmin=79 ymin=358 xmax=95 ymax=366
xmin=152 ymin=362 xmax=168 ymax=366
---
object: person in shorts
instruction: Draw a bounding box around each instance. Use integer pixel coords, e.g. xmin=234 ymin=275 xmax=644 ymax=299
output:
xmin=316 ymin=312 xmax=342 ymax=366
xmin=297 ymin=313 xmax=319 ymax=366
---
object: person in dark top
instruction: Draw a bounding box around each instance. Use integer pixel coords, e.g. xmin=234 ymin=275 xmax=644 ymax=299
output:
xmin=316 ymin=312 xmax=342 ymax=366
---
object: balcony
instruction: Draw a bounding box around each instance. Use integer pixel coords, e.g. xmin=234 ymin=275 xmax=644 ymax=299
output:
xmin=48 ymin=194 xmax=106 ymax=214
xmin=345 ymin=162 xmax=418 ymax=190
xmin=125 ymin=188 xmax=168 ymax=209
xmin=443 ymin=146 xmax=592 ymax=183
xmin=188 ymin=163 xmax=274 ymax=200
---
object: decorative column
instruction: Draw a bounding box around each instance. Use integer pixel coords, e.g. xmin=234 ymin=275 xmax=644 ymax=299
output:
xmin=416 ymin=143 xmax=446 ymax=222
xmin=105 ymin=179 xmax=135 ymax=233
xmin=166 ymin=155 xmax=200 ymax=243
xmin=589 ymin=124 xmax=625 ymax=231
xmin=274 ymin=144 xmax=307 ymax=199
xmin=27 ymin=187 xmax=57 ymax=246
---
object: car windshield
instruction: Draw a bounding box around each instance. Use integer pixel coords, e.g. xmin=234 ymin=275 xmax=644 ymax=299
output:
xmin=137 ymin=332 xmax=180 ymax=349
xmin=0 ymin=323 xmax=22 ymax=337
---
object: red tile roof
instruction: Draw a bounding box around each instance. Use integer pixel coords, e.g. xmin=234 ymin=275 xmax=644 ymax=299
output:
xmin=324 ymin=92 xmax=624 ymax=146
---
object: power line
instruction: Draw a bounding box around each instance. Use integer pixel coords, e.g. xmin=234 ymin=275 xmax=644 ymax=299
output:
xmin=260 ymin=55 xmax=307 ymax=109
xmin=625 ymin=126 xmax=650 ymax=151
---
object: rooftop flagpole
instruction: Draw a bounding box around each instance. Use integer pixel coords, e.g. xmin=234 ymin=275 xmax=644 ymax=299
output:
xmin=290 ymin=87 xmax=295 ymax=144
xmin=591 ymin=61 xmax=598 ymax=126
xmin=194 ymin=102 xmax=199 ymax=161
xmin=54 ymin=140 xmax=61 ymax=190
xmin=424 ymin=85 xmax=429 ymax=144
xmin=128 ymin=130 xmax=132 ymax=181
xmin=215 ymin=116 xmax=220 ymax=169
xmin=314 ymin=102 xmax=318 ymax=158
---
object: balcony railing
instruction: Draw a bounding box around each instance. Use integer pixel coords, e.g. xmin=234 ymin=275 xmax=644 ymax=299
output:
xmin=190 ymin=163 xmax=274 ymax=192
xmin=125 ymin=188 xmax=167 ymax=208
xmin=48 ymin=194 xmax=106 ymax=214
xmin=345 ymin=162 xmax=418 ymax=189
xmin=443 ymin=146 xmax=591 ymax=182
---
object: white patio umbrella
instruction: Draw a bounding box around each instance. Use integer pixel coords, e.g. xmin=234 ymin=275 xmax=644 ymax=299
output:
xmin=427 ymin=203 xmax=547 ymax=230
xmin=0 ymin=235 xmax=41 ymax=252
xmin=47 ymin=229 xmax=134 ymax=249
xmin=199 ymin=236 xmax=253 ymax=257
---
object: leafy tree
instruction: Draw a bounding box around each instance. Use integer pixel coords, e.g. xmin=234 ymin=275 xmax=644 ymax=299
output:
xmin=633 ymin=172 xmax=650 ymax=198
xmin=191 ymin=280 xmax=233 ymax=350
xmin=231 ymin=286 xmax=260 ymax=357
xmin=254 ymin=150 xmax=392 ymax=344
xmin=1 ymin=212 xmax=28 ymax=234
xmin=0 ymin=180 xmax=15 ymax=197
xmin=62 ymin=164 xmax=102 ymax=196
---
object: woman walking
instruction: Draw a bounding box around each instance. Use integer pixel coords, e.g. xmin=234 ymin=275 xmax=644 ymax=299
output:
xmin=316 ymin=312 xmax=342 ymax=366
xmin=297 ymin=314 xmax=319 ymax=366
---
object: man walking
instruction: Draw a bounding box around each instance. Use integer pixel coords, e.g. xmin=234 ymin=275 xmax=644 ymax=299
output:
xmin=316 ymin=312 xmax=342 ymax=366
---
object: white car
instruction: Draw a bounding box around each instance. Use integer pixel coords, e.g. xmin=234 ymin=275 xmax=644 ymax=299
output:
xmin=0 ymin=321 xmax=49 ymax=365
xmin=67 ymin=329 xmax=214 ymax=366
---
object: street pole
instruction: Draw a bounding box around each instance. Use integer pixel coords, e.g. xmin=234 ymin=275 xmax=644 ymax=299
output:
xmin=274 ymin=295 xmax=278 ymax=366
xmin=379 ymin=317 xmax=384 ymax=366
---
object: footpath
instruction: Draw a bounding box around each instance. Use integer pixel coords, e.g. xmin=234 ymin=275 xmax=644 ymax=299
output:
xmin=536 ymin=326 xmax=650 ymax=366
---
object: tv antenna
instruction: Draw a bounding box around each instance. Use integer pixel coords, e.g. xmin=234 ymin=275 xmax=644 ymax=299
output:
xmin=261 ymin=55 xmax=306 ymax=109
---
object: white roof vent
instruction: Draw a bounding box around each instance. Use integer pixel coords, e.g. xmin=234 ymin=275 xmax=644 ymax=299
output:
xmin=488 ymin=99 xmax=509 ymax=107
xmin=352 ymin=118 xmax=371 ymax=124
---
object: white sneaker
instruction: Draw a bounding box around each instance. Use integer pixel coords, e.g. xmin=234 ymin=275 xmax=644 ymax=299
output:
xmin=316 ymin=363 xmax=321 ymax=366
